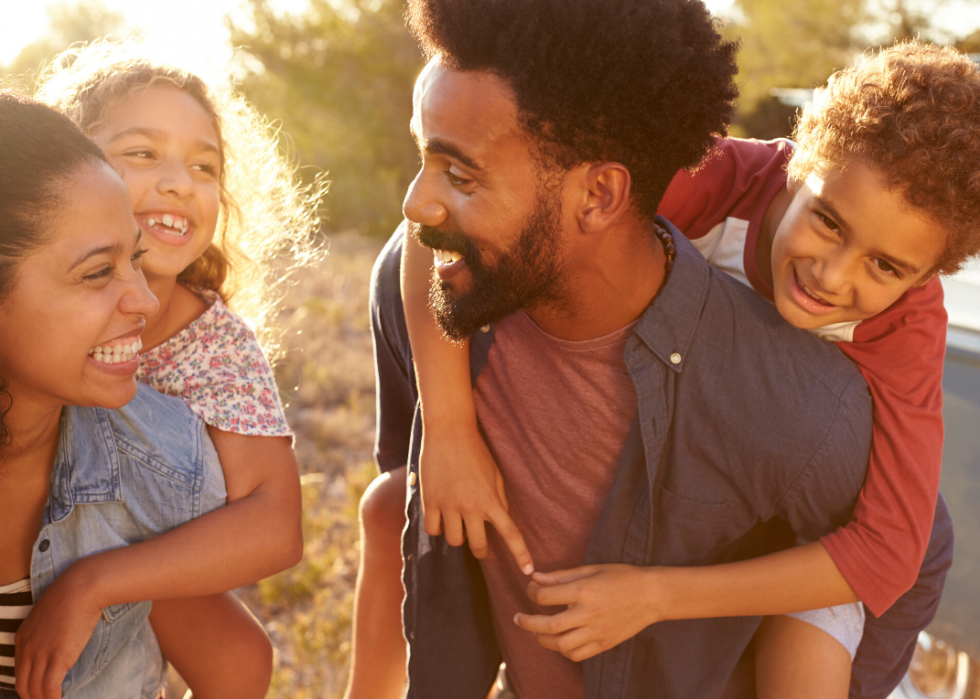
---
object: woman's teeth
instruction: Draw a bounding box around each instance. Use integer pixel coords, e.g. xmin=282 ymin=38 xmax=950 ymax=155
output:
xmin=88 ymin=338 xmax=143 ymax=364
xmin=434 ymin=249 xmax=462 ymax=266
xmin=146 ymin=214 xmax=189 ymax=235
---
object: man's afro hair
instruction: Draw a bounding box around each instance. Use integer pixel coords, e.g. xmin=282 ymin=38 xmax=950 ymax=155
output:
xmin=407 ymin=0 xmax=740 ymax=219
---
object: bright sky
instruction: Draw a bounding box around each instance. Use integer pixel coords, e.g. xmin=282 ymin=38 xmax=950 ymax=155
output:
xmin=0 ymin=0 xmax=977 ymax=70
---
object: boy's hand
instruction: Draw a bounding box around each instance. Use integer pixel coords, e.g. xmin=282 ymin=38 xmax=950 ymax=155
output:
xmin=15 ymin=564 xmax=104 ymax=699
xmin=419 ymin=420 xmax=534 ymax=575
xmin=514 ymin=565 xmax=661 ymax=662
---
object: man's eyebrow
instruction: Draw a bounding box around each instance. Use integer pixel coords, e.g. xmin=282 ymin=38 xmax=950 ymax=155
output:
xmin=108 ymin=126 xmax=221 ymax=156
xmin=413 ymin=131 xmax=485 ymax=172
xmin=814 ymin=195 xmax=919 ymax=275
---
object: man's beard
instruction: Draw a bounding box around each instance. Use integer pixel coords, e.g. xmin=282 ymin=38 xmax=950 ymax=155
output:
xmin=414 ymin=190 xmax=567 ymax=341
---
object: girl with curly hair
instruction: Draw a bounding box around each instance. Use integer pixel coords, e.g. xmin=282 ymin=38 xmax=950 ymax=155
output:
xmin=16 ymin=37 xmax=324 ymax=698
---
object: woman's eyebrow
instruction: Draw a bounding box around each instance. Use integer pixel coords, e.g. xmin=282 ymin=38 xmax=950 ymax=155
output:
xmin=68 ymin=243 xmax=123 ymax=271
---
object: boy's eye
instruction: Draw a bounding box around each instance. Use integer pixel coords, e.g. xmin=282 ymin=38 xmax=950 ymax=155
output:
xmin=819 ymin=214 xmax=840 ymax=232
xmin=873 ymin=258 xmax=897 ymax=276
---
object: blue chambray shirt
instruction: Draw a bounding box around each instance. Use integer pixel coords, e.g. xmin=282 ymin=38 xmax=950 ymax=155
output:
xmin=370 ymin=219 xmax=953 ymax=699
xmin=0 ymin=384 xmax=226 ymax=699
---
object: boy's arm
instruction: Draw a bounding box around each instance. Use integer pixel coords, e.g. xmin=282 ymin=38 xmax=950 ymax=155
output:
xmin=515 ymin=540 xmax=857 ymax=662
xmin=401 ymin=226 xmax=533 ymax=573
xmin=14 ymin=432 xmax=303 ymax=699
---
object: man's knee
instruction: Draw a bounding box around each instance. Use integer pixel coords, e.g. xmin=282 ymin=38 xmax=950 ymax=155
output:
xmin=360 ymin=466 xmax=409 ymax=542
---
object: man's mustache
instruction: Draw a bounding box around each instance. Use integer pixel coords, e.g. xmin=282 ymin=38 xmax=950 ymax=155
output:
xmin=412 ymin=223 xmax=480 ymax=262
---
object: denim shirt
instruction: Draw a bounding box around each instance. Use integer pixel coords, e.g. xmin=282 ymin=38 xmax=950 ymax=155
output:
xmin=0 ymin=384 xmax=226 ymax=699
xmin=371 ymin=220 xmax=953 ymax=699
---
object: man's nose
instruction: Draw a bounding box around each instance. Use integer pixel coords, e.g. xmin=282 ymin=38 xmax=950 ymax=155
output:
xmin=403 ymin=170 xmax=448 ymax=227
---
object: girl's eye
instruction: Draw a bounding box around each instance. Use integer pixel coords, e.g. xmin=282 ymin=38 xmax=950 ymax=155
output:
xmin=83 ymin=266 xmax=114 ymax=281
xmin=125 ymin=149 xmax=154 ymax=159
xmin=192 ymin=163 xmax=218 ymax=176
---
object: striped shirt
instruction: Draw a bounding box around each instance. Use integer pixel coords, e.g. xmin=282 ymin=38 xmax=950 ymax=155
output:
xmin=0 ymin=578 xmax=32 ymax=691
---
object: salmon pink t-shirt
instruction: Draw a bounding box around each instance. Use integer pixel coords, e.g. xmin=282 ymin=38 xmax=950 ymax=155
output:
xmin=474 ymin=311 xmax=639 ymax=699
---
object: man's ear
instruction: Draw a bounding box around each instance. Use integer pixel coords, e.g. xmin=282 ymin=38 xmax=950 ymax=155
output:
xmin=577 ymin=162 xmax=632 ymax=234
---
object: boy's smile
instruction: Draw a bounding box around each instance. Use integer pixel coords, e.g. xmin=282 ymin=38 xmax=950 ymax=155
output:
xmin=768 ymin=160 xmax=945 ymax=330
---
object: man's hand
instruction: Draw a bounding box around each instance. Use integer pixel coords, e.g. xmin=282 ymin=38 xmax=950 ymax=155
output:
xmin=15 ymin=563 xmax=103 ymax=699
xmin=514 ymin=564 xmax=661 ymax=662
xmin=419 ymin=420 xmax=534 ymax=575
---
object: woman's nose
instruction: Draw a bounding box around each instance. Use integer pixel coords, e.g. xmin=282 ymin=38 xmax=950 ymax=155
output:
xmin=122 ymin=270 xmax=160 ymax=318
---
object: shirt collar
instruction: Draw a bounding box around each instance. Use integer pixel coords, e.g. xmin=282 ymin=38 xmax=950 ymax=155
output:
xmin=49 ymin=406 xmax=123 ymax=522
xmin=631 ymin=216 xmax=711 ymax=374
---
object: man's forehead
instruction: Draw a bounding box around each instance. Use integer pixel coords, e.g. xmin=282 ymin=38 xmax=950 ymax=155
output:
xmin=411 ymin=58 xmax=522 ymax=153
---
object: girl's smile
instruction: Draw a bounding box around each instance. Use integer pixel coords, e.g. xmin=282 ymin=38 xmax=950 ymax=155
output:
xmin=91 ymin=86 xmax=222 ymax=282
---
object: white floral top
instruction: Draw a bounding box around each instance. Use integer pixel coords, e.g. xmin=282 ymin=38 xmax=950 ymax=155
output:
xmin=136 ymin=289 xmax=291 ymax=437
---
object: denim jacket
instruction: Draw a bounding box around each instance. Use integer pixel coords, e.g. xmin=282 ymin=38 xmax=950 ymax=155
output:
xmin=370 ymin=220 xmax=953 ymax=699
xmin=1 ymin=384 xmax=226 ymax=699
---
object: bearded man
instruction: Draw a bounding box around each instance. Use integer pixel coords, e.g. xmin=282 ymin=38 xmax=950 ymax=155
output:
xmin=362 ymin=1 xmax=953 ymax=698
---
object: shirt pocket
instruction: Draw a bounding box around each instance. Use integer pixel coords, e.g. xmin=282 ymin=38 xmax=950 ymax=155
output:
xmin=651 ymin=483 xmax=736 ymax=564
xmin=90 ymin=601 xmax=150 ymax=677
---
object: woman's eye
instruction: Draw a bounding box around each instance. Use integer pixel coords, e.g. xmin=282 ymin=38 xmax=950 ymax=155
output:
xmin=83 ymin=266 xmax=114 ymax=281
xmin=131 ymin=247 xmax=149 ymax=267
xmin=125 ymin=149 xmax=153 ymax=159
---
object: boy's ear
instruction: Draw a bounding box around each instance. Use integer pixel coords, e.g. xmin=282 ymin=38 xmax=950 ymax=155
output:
xmin=577 ymin=162 xmax=632 ymax=234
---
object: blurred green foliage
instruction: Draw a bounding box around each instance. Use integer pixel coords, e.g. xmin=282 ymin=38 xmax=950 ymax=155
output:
xmin=0 ymin=0 xmax=123 ymax=91
xmin=227 ymin=0 xmax=424 ymax=237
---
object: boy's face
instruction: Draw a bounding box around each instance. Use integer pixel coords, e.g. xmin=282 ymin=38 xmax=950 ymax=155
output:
xmin=770 ymin=160 xmax=944 ymax=330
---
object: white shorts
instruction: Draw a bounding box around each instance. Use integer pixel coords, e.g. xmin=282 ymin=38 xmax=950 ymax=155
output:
xmin=786 ymin=602 xmax=866 ymax=660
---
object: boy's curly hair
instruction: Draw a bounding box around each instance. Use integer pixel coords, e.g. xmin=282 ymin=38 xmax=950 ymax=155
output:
xmin=790 ymin=41 xmax=980 ymax=276
xmin=36 ymin=37 xmax=325 ymax=359
xmin=406 ymin=0 xmax=739 ymax=220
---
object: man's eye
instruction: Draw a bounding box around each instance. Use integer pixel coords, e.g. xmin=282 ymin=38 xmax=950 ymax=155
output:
xmin=446 ymin=171 xmax=471 ymax=186
xmin=84 ymin=266 xmax=114 ymax=281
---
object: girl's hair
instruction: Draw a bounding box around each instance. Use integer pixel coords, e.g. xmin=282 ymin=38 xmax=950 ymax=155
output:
xmin=0 ymin=91 xmax=109 ymax=453
xmin=789 ymin=40 xmax=980 ymax=276
xmin=36 ymin=37 xmax=325 ymax=357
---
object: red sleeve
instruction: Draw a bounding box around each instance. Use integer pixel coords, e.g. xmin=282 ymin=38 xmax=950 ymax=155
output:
xmin=658 ymin=137 xmax=792 ymax=245
xmin=821 ymin=277 xmax=946 ymax=617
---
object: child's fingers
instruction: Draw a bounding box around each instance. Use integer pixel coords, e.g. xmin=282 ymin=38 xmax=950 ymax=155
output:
xmin=463 ymin=512 xmax=490 ymax=558
xmin=487 ymin=505 xmax=534 ymax=575
xmin=422 ymin=500 xmax=444 ymax=538
xmin=442 ymin=509 xmax=466 ymax=547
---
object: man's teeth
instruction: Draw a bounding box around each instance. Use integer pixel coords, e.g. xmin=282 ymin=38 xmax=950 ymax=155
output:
xmin=146 ymin=215 xmax=189 ymax=235
xmin=434 ymin=249 xmax=463 ymax=264
xmin=88 ymin=338 xmax=143 ymax=364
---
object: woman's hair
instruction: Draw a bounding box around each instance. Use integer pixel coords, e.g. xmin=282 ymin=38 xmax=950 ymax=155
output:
xmin=0 ymin=91 xmax=109 ymax=453
xmin=36 ymin=37 xmax=325 ymax=356
xmin=789 ymin=40 xmax=980 ymax=276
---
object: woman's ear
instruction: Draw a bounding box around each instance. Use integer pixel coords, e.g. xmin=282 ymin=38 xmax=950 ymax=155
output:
xmin=577 ymin=162 xmax=632 ymax=234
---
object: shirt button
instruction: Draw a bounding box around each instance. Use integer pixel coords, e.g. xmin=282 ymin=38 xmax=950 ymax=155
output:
xmin=670 ymin=353 xmax=682 ymax=364
xmin=480 ymin=325 xmax=491 ymax=333
xmin=39 ymin=539 xmax=50 ymax=552
xmin=409 ymin=471 xmax=417 ymax=487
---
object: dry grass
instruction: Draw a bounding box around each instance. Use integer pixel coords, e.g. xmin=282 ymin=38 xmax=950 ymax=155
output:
xmin=168 ymin=232 xmax=388 ymax=698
